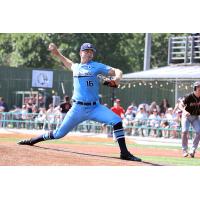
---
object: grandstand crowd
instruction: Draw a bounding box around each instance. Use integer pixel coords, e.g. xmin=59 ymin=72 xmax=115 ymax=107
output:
xmin=0 ymin=95 xmax=189 ymax=139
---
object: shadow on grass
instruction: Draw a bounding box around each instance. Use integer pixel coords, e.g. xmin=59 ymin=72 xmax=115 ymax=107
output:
xmin=32 ymin=145 xmax=163 ymax=166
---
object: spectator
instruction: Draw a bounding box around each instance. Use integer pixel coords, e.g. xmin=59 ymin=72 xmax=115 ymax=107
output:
xmin=0 ymin=97 xmax=9 ymax=112
xmin=165 ymin=107 xmax=178 ymax=138
xmin=173 ymin=97 xmax=183 ymax=114
xmin=0 ymin=97 xmax=8 ymax=127
xmin=160 ymin=113 xmax=170 ymax=138
xmin=159 ymin=98 xmax=170 ymax=114
xmin=60 ymin=95 xmax=72 ymax=119
xmin=31 ymin=105 xmax=39 ymax=129
xmin=32 ymin=105 xmax=39 ymax=117
xmin=35 ymin=107 xmax=47 ymax=129
xmin=21 ymin=104 xmax=28 ymax=128
xmin=46 ymin=104 xmax=55 ymax=130
xmin=9 ymin=106 xmax=22 ymax=128
xmin=149 ymin=101 xmax=160 ymax=114
xmin=111 ymin=99 xmax=125 ymax=119
xmin=126 ymin=101 xmax=138 ymax=118
xmin=38 ymin=94 xmax=45 ymax=107
xmin=133 ymin=107 xmax=148 ymax=136
xmin=53 ymin=106 xmax=63 ymax=129
xmin=26 ymin=99 xmax=33 ymax=113
xmin=172 ymin=110 xmax=182 ymax=138
xmin=137 ymin=103 xmax=149 ymax=114
xmin=147 ymin=109 xmax=161 ymax=137
xmin=0 ymin=106 xmax=4 ymax=127
xmin=52 ymin=94 xmax=61 ymax=107
xmin=123 ymin=107 xmax=135 ymax=135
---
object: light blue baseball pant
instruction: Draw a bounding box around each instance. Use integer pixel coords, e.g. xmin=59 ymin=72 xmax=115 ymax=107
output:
xmin=43 ymin=102 xmax=124 ymax=140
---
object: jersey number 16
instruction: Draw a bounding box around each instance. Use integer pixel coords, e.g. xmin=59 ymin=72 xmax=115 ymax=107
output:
xmin=86 ymin=81 xmax=94 ymax=87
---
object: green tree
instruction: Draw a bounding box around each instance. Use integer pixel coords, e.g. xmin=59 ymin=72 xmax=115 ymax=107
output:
xmin=0 ymin=34 xmax=13 ymax=66
xmin=9 ymin=33 xmax=53 ymax=68
xmin=47 ymin=33 xmax=145 ymax=73
xmin=0 ymin=33 xmax=190 ymax=73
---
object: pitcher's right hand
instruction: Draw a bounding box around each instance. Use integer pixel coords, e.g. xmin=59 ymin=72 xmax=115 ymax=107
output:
xmin=48 ymin=43 xmax=60 ymax=56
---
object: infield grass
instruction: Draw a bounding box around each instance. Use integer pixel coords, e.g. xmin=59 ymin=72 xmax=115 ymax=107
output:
xmin=141 ymin=156 xmax=200 ymax=166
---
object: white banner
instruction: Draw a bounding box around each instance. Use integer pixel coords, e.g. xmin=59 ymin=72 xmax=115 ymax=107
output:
xmin=32 ymin=70 xmax=53 ymax=88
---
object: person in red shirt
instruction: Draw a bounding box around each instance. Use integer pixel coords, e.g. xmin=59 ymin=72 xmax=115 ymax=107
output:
xmin=111 ymin=99 xmax=125 ymax=119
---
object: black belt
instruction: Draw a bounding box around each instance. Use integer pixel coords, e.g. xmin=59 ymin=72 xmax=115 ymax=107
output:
xmin=73 ymin=100 xmax=97 ymax=106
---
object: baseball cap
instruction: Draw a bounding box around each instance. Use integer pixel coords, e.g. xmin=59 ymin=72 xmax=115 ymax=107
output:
xmin=115 ymin=99 xmax=120 ymax=102
xmin=80 ymin=43 xmax=96 ymax=52
xmin=194 ymin=81 xmax=200 ymax=87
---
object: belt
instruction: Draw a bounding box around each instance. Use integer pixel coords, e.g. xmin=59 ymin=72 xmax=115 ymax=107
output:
xmin=73 ymin=100 xmax=97 ymax=106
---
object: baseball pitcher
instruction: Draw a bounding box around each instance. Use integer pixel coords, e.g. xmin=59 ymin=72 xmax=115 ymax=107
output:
xmin=18 ymin=42 xmax=141 ymax=162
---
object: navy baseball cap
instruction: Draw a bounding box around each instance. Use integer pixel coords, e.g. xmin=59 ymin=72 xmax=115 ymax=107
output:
xmin=80 ymin=43 xmax=96 ymax=52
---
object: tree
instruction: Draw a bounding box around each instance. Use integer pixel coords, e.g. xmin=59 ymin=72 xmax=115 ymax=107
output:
xmin=0 ymin=33 xmax=189 ymax=72
xmin=0 ymin=34 xmax=13 ymax=66
xmin=9 ymin=33 xmax=53 ymax=68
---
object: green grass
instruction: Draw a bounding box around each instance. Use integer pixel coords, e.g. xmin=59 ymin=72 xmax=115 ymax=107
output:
xmin=2 ymin=136 xmax=200 ymax=166
xmin=141 ymin=156 xmax=200 ymax=166
xmin=129 ymin=143 xmax=181 ymax=150
xmin=0 ymin=136 xmax=117 ymax=146
xmin=42 ymin=139 xmax=117 ymax=147
xmin=0 ymin=138 xmax=20 ymax=143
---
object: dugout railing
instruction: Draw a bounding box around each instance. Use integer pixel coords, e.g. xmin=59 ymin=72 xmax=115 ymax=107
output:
xmin=0 ymin=112 xmax=195 ymax=139
xmin=0 ymin=112 xmax=105 ymax=134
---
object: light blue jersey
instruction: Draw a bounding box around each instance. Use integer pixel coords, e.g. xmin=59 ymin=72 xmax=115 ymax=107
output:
xmin=72 ymin=61 xmax=111 ymax=102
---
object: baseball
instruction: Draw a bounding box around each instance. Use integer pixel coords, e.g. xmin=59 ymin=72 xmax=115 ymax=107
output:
xmin=48 ymin=43 xmax=56 ymax=51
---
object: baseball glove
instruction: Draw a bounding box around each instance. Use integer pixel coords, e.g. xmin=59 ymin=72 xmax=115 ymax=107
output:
xmin=102 ymin=78 xmax=118 ymax=88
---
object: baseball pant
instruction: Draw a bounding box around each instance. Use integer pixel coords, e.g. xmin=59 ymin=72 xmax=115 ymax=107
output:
xmin=43 ymin=102 xmax=123 ymax=140
xmin=181 ymin=115 xmax=200 ymax=151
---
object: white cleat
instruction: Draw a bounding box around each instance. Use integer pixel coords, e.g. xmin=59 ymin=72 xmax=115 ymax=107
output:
xmin=183 ymin=151 xmax=188 ymax=157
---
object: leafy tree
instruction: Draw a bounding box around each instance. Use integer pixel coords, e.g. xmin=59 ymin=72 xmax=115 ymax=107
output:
xmin=46 ymin=33 xmax=145 ymax=73
xmin=9 ymin=33 xmax=53 ymax=68
xmin=0 ymin=33 xmax=190 ymax=72
xmin=0 ymin=34 xmax=13 ymax=66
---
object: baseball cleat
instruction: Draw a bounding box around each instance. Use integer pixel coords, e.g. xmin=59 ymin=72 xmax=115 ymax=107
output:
xmin=182 ymin=151 xmax=188 ymax=157
xmin=189 ymin=150 xmax=195 ymax=158
xmin=17 ymin=139 xmax=33 ymax=146
xmin=120 ymin=151 xmax=142 ymax=162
